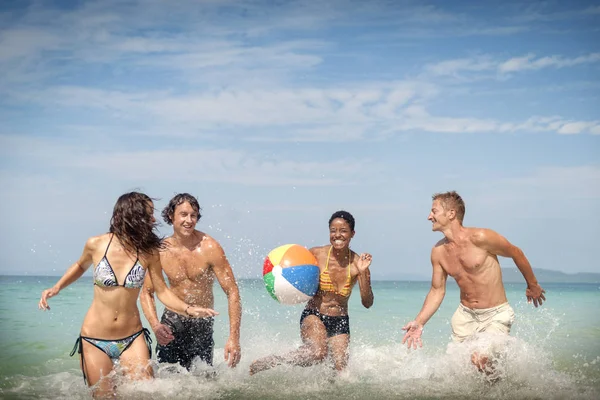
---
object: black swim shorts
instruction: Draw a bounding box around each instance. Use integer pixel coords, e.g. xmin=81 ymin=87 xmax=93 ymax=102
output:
xmin=156 ymin=309 xmax=214 ymax=370
xmin=300 ymin=308 xmax=350 ymax=338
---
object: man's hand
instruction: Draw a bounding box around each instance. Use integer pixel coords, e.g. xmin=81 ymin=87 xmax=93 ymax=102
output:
xmin=526 ymin=283 xmax=546 ymax=307
xmin=401 ymin=321 xmax=424 ymax=349
xmin=224 ymin=337 xmax=241 ymax=368
xmin=152 ymin=323 xmax=175 ymax=346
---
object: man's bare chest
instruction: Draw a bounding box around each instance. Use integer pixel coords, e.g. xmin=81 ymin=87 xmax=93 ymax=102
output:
xmin=441 ymin=243 xmax=488 ymax=277
xmin=161 ymin=251 xmax=213 ymax=283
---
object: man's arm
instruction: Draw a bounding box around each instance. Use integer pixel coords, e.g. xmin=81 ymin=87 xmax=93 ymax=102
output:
xmin=209 ymin=238 xmax=242 ymax=368
xmin=414 ymin=249 xmax=447 ymax=326
xmin=474 ymin=229 xmax=546 ymax=307
xmin=146 ymin=252 xmax=219 ymax=318
xmin=402 ymin=248 xmax=447 ymax=349
xmin=140 ymin=273 xmax=175 ymax=346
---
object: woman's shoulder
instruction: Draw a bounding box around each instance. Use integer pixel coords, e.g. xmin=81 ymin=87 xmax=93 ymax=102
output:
xmin=84 ymin=233 xmax=111 ymax=251
xmin=349 ymin=248 xmax=360 ymax=259
xmin=309 ymin=245 xmax=329 ymax=255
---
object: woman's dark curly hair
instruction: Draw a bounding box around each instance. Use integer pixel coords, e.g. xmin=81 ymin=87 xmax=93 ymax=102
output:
xmin=109 ymin=192 xmax=163 ymax=256
xmin=161 ymin=193 xmax=202 ymax=225
xmin=329 ymin=210 xmax=355 ymax=231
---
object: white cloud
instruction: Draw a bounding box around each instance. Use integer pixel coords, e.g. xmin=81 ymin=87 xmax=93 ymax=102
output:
xmin=0 ymin=0 xmax=534 ymax=91
xmin=393 ymin=108 xmax=600 ymax=136
xmin=513 ymin=4 xmax=600 ymax=22
xmin=7 ymin=81 xmax=437 ymax=136
xmin=425 ymin=52 xmax=600 ymax=78
xmin=70 ymin=149 xmax=369 ymax=186
xmin=464 ymin=26 xmax=529 ymax=36
xmin=247 ymin=125 xmax=369 ymax=142
xmin=498 ymin=53 xmax=600 ymax=73
xmin=557 ymin=121 xmax=598 ymax=135
xmin=396 ymin=106 xmax=501 ymax=133
xmin=6 ymin=79 xmax=598 ymax=139
xmin=515 ymin=117 xmax=600 ymax=135
xmin=0 ymin=0 xmax=335 ymax=93
xmin=424 ymin=56 xmax=495 ymax=77
xmin=1 ymin=0 xmax=598 ymax=148
xmin=0 ymin=134 xmax=379 ymax=186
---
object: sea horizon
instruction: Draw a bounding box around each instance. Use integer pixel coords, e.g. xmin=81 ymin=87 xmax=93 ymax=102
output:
xmin=7 ymin=266 xmax=600 ymax=283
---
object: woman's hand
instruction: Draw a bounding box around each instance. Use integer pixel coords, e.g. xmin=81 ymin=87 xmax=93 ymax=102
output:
xmin=357 ymin=253 xmax=372 ymax=273
xmin=185 ymin=306 xmax=219 ymax=318
xmin=39 ymin=286 xmax=60 ymax=310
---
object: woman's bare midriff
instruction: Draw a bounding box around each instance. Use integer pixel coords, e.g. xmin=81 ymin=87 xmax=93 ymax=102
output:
xmin=307 ymin=292 xmax=349 ymax=317
xmin=80 ymin=287 xmax=143 ymax=338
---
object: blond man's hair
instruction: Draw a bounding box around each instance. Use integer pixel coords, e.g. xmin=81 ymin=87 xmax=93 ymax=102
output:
xmin=432 ymin=191 xmax=465 ymax=223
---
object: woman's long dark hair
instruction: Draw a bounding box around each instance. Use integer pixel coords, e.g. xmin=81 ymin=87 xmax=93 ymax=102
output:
xmin=109 ymin=192 xmax=163 ymax=256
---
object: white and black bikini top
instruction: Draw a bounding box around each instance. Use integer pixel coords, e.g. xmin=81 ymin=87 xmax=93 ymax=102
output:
xmin=93 ymin=234 xmax=147 ymax=289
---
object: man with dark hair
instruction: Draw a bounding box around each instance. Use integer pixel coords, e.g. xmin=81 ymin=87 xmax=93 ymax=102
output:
xmin=140 ymin=193 xmax=242 ymax=370
xmin=402 ymin=191 xmax=546 ymax=375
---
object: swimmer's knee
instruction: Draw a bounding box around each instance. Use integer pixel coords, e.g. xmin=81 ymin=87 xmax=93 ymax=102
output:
xmin=311 ymin=344 xmax=328 ymax=361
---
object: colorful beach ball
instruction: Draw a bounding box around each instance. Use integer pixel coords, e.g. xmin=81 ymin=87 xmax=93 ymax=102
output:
xmin=263 ymin=244 xmax=320 ymax=304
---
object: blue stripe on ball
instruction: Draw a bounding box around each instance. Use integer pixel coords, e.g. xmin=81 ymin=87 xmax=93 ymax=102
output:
xmin=280 ymin=265 xmax=320 ymax=296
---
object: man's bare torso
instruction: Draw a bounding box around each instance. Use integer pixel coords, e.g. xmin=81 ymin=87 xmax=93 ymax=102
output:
xmin=436 ymin=228 xmax=508 ymax=309
xmin=160 ymin=231 xmax=216 ymax=308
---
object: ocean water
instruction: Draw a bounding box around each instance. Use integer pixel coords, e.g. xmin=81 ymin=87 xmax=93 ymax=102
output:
xmin=1 ymin=275 xmax=599 ymax=399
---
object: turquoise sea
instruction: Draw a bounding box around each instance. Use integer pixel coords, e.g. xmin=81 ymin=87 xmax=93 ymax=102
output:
xmin=1 ymin=276 xmax=599 ymax=399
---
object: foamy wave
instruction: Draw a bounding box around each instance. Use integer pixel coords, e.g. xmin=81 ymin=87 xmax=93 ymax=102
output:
xmin=4 ymin=336 xmax=599 ymax=400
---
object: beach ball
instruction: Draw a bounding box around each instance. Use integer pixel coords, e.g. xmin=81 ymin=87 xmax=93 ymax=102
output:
xmin=263 ymin=244 xmax=320 ymax=304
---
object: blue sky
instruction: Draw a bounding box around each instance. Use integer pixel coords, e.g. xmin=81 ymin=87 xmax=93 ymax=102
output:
xmin=1 ymin=0 xmax=598 ymax=279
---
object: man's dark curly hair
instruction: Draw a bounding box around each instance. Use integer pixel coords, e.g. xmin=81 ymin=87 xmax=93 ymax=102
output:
xmin=161 ymin=193 xmax=202 ymax=225
xmin=109 ymin=192 xmax=163 ymax=256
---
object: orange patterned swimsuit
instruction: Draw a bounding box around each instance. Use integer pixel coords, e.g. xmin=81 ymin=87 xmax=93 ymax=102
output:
xmin=319 ymin=246 xmax=352 ymax=297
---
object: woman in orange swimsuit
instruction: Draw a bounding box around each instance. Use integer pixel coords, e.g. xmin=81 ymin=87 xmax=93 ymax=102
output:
xmin=250 ymin=210 xmax=373 ymax=374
